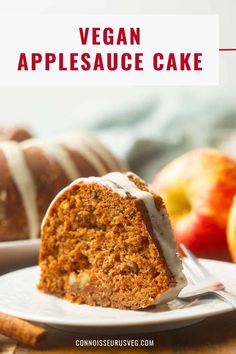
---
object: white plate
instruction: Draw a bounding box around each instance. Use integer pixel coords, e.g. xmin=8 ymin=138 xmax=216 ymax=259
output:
xmin=0 ymin=259 xmax=235 ymax=334
xmin=0 ymin=239 xmax=40 ymax=272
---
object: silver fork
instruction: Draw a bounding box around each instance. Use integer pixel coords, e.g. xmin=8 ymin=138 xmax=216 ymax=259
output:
xmin=178 ymin=243 xmax=236 ymax=308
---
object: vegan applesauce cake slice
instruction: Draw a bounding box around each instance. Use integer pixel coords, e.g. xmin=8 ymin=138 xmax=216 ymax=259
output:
xmin=38 ymin=172 xmax=186 ymax=310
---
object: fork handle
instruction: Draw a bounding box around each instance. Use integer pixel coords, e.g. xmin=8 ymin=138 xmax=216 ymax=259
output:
xmin=213 ymin=290 xmax=236 ymax=309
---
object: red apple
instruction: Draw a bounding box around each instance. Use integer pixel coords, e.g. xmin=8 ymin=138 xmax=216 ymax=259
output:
xmin=227 ymin=195 xmax=236 ymax=263
xmin=152 ymin=148 xmax=236 ymax=260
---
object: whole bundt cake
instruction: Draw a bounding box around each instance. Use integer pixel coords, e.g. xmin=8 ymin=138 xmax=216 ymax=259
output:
xmin=0 ymin=133 xmax=125 ymax=241
xmin=38 ymin=172 xmax=186 ymax=310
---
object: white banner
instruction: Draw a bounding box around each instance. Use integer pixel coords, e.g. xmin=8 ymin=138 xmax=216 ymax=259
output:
xmin=0 ymin=15 xmax=219 ymax=86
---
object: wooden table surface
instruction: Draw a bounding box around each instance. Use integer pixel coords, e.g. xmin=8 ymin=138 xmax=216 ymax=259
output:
xmin=1 ymin=311 xmax=236 ymax=354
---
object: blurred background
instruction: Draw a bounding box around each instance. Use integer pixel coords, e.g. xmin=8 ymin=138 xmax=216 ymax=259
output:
xmin=0 ymin=0 xmax=236 ymax=182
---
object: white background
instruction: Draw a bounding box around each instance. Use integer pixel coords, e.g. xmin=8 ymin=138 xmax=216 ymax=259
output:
xmin=0 ymin=0 xmax=234 ymax=136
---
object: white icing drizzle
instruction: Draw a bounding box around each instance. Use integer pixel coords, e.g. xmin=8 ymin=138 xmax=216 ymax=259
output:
xmin=0 ymin=141 xmax=39 ymax=239
xmin=75 ymin=176 xmax=128 ymax=198
xmin=54 ymin=132 xmax=126 ymax=173
xmin=60 ymin=137 xmax=108 ymax=176
xmin=77 ymin=133 xmax=126 ymax=172
xmin=22 ymin=133 xmax=123 ymax=183
xmin=21 ymin=139 xmax=80 ymax=181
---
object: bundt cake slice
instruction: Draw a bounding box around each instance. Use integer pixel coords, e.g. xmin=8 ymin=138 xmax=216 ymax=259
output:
xmin=38 ymin=172 xmax=186 ymax=310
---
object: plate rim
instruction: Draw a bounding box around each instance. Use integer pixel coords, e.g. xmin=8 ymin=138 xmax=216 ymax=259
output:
xmin=0 ymin=238 xmax=40 ymax=249
xmin=0 ymin=260 xmax=235 ymax=327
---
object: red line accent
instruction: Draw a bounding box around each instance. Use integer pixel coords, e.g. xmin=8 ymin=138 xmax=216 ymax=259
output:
xmin=219 ymin=48 xmax=236 ymax=51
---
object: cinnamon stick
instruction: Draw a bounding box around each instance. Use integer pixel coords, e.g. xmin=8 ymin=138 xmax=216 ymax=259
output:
xmin=0 ymin=312 xmax=47 ymax=347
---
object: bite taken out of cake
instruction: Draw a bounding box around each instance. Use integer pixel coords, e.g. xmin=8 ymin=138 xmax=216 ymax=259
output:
xmin=38 ymin=172 xmax=187 ymax=310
